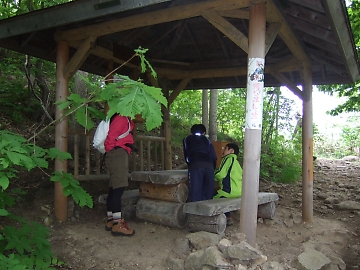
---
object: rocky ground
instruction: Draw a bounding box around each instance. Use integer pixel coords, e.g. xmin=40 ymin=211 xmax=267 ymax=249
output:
xmin=8 ymin=156 xmax=360 ymax=269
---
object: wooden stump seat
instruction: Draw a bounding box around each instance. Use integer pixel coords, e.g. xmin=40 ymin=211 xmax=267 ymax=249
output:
xmin=183 ymin=192 xmax=279 ymax=234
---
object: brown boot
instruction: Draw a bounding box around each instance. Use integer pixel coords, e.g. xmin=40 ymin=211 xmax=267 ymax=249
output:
xmin=105 ymin=219 xmax=114 ymax=231
xmin=111 ymin=219 xmax=135 ymax=236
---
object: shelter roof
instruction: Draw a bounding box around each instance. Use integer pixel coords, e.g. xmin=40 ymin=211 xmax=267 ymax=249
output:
xmin=0 ymin=0 xmax=358 ymax=91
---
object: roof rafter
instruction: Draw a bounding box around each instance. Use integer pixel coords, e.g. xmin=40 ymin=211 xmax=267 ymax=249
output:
xmin=54 ymin=0 xmax=251 ymax=41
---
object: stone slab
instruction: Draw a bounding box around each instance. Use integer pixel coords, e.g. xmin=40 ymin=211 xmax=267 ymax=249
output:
xmin=183 ymin=192 xmax=279 ymax=216
xmin=131 ymin=170 xmax=188 ymax=185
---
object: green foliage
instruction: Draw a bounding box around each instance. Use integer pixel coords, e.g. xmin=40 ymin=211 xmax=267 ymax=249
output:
xmin=314 ymin=114 xmax=360 ymax=158
xmin=56 ymin=48 xmax=167 ymax=132
xmin=102 ymin=75 xmax=167 ymax=130
xmin=0 ymin=130 xmax=92 ymax=268
xmin=51 ymin=171 xmax=93 ymax=208
xmin=260 ymin=136 xmax=302 ymax=183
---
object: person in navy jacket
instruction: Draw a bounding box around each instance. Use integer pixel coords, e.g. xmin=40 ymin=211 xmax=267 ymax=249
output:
xmin=183 ymin=124 xmax=217 ymax=202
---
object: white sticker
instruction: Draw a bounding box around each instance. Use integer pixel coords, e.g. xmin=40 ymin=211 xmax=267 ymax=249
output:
xmin=245 ymin=58 xmax=265 ymax=130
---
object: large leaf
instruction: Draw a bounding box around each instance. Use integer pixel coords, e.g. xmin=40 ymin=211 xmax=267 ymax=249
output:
xmin=75 ymin=106 xmax=95 ymax=130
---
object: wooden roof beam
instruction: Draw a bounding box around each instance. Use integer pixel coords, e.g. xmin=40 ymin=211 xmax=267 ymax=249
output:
xmin=322 ymin=0 xmax=359 ymax=82
xmin=201 ymin=9 xmax=249 ymax=53
xmin=168 ymin=77 xmax=191 ymax=105
xmin=55 ymin=0 xmax=251 ymax=42
xmin=64 ymin=36 xmax=97 ymax=80
xmin=265 ymin=22 xmax=281 ymax=55
xmin=271 ymin=71 xmax=303 ymax=100
xmin=310 ymin=54 xmax=348 ymax=78
xmin=68 ymin=41 xmax=138 ymax=69
xmin=218 ymin=9 xmax=249 ymax=19
xmin=156 ymin=57 xmax=300 ymax=80
xmin=266 ymin=0 xmax=311 ymax=68
xmin=185 ymin=25 xmax=205 ymax=61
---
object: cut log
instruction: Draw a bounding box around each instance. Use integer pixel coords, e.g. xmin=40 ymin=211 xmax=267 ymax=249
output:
xmin=139 ymin=182 xmax=188 ymax=203
xmin=257 ymin=201 xmax=276 ymax=219
xmin=187 ymin=213 xmax=226 ymax=234
xmin=122 ymin=204 xmax=136 ymax=221
xmin=136 ymin=198 xmax=188 ymax=228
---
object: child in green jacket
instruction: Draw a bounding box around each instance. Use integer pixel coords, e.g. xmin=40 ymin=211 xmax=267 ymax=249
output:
xmin=213 ymin=143 xmax=243 ymax=225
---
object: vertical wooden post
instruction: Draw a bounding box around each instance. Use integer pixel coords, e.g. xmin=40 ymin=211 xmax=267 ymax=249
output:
xmin=209 ymin=89 xmax=218 ymax=141
xmin=54 ymin=40 xmax=69 ymax=222
xmin=202 ymin=89 xmax=209 ymax=131
xmin=239 ymin=2 xmax=266 ymax=247
xmin=161 ymin=80 xmax=172 ymax=170
xmin=301 ymin=64 xmax=313 ymax=223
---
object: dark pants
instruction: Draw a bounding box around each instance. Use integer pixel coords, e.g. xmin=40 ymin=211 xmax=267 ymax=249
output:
xmin=188 ymin=168 xmax=214 ymax=202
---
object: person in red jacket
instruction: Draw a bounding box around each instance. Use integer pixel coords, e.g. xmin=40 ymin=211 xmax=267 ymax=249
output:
xmin=104 ymin=114 xmax=135 ymax=236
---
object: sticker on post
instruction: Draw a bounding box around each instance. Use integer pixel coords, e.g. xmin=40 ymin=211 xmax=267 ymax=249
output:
xmin=245 ymin=58 xmax=264 ymax=130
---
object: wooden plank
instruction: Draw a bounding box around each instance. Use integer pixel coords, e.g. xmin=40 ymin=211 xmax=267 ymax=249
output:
xmin=201 ymin=9 xmax=249 ymax=54
xmin=287 ymin=0 xmax=324 ymax=13
xmin=55 ymin=0 xmax=251 ymax=41
xmin=183 ymin=192 xmax=279 ymax=216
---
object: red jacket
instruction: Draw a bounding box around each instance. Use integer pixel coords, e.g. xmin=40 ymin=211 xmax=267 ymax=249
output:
xmin=104 ymin=115 xmax=135 ymax=154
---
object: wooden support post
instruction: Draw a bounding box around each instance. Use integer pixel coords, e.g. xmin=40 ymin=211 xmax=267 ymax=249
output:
xmin=54 ymin=40 xmax=69 ymax=222
xmin=301 ymin=64 xmax=313 ymax=223
xmin=147 ymin=140 xmax=151 ymax=171
xmin=161 ymin=80 xmax=172 ymax=170
xmin=240 ymin=2 xmax=266 ymax=247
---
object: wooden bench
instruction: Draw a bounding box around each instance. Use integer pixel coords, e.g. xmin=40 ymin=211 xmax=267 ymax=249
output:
xmin=183 ymin=192 xmax=279 ymax=234
xmin=131 ymin=170 xmax=189 ymax=228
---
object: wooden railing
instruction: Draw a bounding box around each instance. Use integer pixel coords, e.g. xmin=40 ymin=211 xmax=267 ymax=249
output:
xmin=69 ymin=129 xmax=165 ymax=181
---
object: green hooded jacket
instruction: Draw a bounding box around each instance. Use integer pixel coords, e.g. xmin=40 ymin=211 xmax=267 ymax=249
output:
xmin=213 ymin=153 xmax=242 ymax=198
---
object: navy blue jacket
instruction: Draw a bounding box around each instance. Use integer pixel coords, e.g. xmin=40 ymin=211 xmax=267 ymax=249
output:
xmin=183 ymin=134 xmax=217 ymax=170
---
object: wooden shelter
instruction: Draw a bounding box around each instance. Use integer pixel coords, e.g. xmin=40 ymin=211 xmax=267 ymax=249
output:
xmin=0 ymin=0 xmax=358 ymax=246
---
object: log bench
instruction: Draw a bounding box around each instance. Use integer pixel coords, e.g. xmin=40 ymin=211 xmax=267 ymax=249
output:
xmin=98 ymin=189 xmax=140 ymax=220
xmin=183 ymin=192 xmax=279 ymax=234
xmin=131 ymin=170 xmax=189 ymax=228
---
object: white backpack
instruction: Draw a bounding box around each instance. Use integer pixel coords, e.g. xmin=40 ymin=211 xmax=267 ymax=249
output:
xmin=92 ymin=118 xmax=130 ymax=154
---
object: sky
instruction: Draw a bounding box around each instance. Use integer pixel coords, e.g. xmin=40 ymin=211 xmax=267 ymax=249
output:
xmin=281 ymin=86 xmax=350 ymax=136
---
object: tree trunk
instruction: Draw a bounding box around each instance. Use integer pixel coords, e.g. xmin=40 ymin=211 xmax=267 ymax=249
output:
xmin=209 ymin=89 xmax=218 ymax=141
xmin=202 ymin=89 xmax=209 ymax=131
